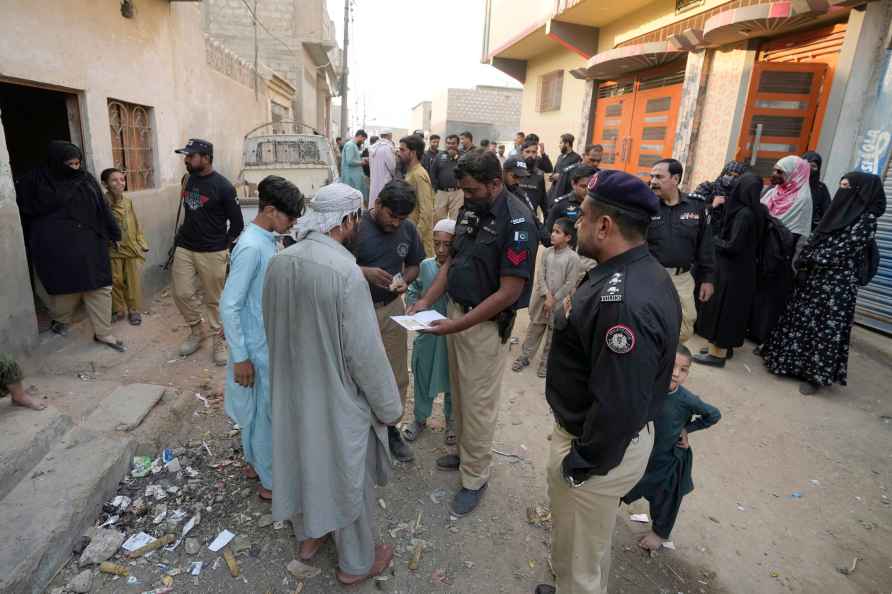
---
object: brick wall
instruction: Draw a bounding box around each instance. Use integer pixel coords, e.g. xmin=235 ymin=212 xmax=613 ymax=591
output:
xmin=446 ymin=87 xmax=522 ymax=127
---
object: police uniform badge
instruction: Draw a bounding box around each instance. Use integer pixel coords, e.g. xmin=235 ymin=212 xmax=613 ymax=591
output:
xmin=601 ymin=272 xmax=624 ymax=302
xmin=605 ymin=324 xmax=635 ymax=354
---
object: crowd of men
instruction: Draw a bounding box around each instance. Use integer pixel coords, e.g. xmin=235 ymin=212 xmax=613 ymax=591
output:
xmin=10 ymin=121 xmax=883 ymax=593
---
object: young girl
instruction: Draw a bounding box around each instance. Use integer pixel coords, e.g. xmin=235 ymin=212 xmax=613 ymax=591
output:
xmin=622 ymin=344 xmax=721 ymax=551
xmin=101 ymin=168 xmax=149 ymax=325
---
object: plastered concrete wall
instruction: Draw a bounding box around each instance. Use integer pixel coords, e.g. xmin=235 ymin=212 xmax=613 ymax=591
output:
xmin=486 ymin=0 xmax=553 ymax=54
xmin=687 ymin=43 xmax=751 ymax=188
xmin=0 ymin=0 xmax=276 ymax=351
xmin=598 ymin=0 xmax=731 ymax=50
xmin=518 ymin=47 xmax=589 ymax=149
xmin=0 ymin=111 xmax=37 ymax=353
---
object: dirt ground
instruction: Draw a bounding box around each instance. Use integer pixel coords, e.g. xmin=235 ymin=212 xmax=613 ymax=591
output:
xmin=34 ymin=286 xmax=892 ymax=594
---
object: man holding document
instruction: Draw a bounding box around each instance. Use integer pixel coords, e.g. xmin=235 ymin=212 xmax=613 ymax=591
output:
xmin=407 ymin=149 xmax=538 ymax=516
xmin=355 ymin=180 xmax=425 ymax=463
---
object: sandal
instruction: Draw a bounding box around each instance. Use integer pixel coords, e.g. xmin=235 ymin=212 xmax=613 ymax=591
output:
xmin=511 ymin=357 xmax=529 ymax=372
xmin=94 ymin=335 xmax=127 ymax=352
xmin=444 ymin=419 xmax=457 ymax=446
xmin=128 ymin=312 xmax=142 ymax=326
xmin=536 ymin=368 xmax=547 ymax=378
xmin=403 ymin=420 xmax=425 ymax=442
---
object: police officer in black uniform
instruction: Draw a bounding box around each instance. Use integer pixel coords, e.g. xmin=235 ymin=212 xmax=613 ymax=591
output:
xmin=541 ymin=165 xmax=597 ymax=247
xmin=407 ymin=148 xmax=538 ymax=517
xmin=502 ymin=156 xmax=540 ymax=223
xmin=518 ymin=141 xmax=548 ymax=219
xmin=535 ymin=170 xmax=681 ymax=594
xmin=647 ymin=158 xmax=715 ymax=343
xmin=430 ymin=134 xmax=463 ymax=221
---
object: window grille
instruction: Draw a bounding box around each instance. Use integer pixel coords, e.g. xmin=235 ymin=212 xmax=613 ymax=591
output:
xmin=108 ymin=100 xmax=155 ymax=191
xmin=537 ymin=70 xmax=564 ymax=113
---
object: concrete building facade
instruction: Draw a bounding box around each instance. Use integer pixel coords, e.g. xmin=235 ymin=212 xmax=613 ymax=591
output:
xmin=483 ymin=0 xmax=892 ymax=333
xmin=202 ymin=0 xmax=342 ymax=136
xmin=409 ymin=101 xmax=433 ymax=137
xmin=0 ymin=0 xmax=295 ymax=354
xmin=429 ymin=85 xmax=522 ymax=146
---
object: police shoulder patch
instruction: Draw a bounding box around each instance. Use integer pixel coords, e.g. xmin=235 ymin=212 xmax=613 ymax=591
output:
xmin=511 ymin=217 xmax=527 ymax=224
xmin=605 ymin=324 xmax=635 ymax=354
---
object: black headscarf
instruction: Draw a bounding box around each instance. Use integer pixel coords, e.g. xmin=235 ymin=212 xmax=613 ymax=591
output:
xmin=801 ymin=151 xmax=832 ymax=229
xmin=723 ymin=173 xmax=767 ymax=240
xmin=17 ymin=141 xmax=118 ymax=240
xmin=814 ymin=171 xmax=887 ymax=236
xmin=691 ymin=160 xmax=748 ymax=202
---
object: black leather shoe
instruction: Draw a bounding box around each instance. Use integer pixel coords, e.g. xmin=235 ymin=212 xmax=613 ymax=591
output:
xmin=450 ymin=484 xmax=487 ymax=516
xmin=388 ymin=426 xmax=414 ymax=463
xmin=534 ymin=585 xmax=556 ymax=594
xmin=436 ymin=454 xmax=460 ymax=471
xmin=692 ymin=353 xmax=726 ymax=368
xmin=50 ymin=320 xmax=69 ymax=336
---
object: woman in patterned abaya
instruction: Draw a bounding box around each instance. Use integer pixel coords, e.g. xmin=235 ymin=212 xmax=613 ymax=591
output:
xmin=761 ymin=172 xmax=886 ymax=395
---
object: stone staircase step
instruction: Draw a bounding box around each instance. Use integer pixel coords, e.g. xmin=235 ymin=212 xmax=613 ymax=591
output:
xmin=0 ymin=427 xmax=134 ymax=594
xmin=82 ymin=383 xmax=167 ymax=432
xmin=0 ymin=404 xmax=72 ymax=501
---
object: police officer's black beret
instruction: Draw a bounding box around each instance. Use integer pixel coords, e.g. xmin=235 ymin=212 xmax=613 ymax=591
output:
xmin=587 ymin=169 xmax=659 ymax=217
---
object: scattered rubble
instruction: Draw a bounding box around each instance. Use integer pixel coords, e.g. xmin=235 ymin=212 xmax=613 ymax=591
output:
xmin=66 ymin=569 xmax=93 ymax=593
xmin=78 ymin=528 xmax=125 ymax=566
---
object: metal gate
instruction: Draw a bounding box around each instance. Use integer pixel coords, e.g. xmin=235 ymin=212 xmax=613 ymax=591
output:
xmin=855 ymin=159 xmax=892 ymax=334
xmin=591 ymin=63 xmax=685 ymax=179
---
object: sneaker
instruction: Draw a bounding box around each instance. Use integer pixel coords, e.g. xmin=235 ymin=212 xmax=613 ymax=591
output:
xmin=212 ymin=334 xmax=228 ymax=367
xmin=436 ymin=453 xmax=460 ymax=471
xmin=179 ymin=324 xmax=205 ymax=357
xmin=511 ymin=357 xmax=530 ymax=372
xmin=388 ymin=426 xmax=414 ymax=463
xmin=50 ymin=320 xmax=69 ymax=336
xmin=450 ymin=484 xmax=487 ymax=516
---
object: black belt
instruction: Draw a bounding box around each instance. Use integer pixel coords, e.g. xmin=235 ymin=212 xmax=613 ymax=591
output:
xmin=374 ymin=295 xmax=398 ymax=308
xmin=669 ymin=266 xmax=691 ymax=276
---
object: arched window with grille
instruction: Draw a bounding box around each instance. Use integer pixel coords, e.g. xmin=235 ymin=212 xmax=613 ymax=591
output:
xmin=108 ymin=100 xmax=155 ymax=191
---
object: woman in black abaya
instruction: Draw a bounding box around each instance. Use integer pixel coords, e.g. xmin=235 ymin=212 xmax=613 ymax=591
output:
xmin=693 ymin=174 xmax=766 ymax=367
xmin=16 ymin=141 xmax=125 ymax=351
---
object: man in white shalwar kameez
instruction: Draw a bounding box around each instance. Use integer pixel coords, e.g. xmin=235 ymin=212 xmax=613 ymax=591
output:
xmin=263 ymin=182 xmax=402 ymax=585
xmin=368 ymin=132 xmax=396 ymax=208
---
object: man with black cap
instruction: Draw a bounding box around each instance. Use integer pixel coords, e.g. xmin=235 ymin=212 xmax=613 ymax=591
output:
xmin=541 ymin=165 xmax=597 ymax=247
xmin=535 ymin=170 xmax=680 ymax=594
xmin=408 ymin=148 xmax=538 ymax=517
xmin=502 ymin=155 xmax=539 ymax=218
xmin=172 ymin=138 xmax=244 ymax=366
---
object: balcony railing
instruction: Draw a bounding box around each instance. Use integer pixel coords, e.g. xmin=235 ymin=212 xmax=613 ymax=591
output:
xmin=676 ymin=0 xmax=704 ymax=13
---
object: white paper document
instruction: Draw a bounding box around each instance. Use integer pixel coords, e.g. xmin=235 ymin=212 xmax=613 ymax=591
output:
xmin=391 ymin=310 xmax=447 ymax=331
xmin=207 ymin=529 xmax=235 ymax=552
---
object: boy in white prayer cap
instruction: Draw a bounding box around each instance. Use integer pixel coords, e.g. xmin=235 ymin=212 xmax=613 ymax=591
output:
xmin=403 ymin=218 xmax=456 ymax=444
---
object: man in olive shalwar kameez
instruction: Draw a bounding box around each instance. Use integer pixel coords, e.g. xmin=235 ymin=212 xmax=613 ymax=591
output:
xmin=263 ymin=182 xmax=402 ymax=586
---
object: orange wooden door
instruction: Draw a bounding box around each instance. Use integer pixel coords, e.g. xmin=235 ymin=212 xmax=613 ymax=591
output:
xmin=591 ymin=80 xmax=634 ymax=169
xmin=735 ymin=62 xmax=828 ymax=178
xmin=626 ymin=76 xmax=684 ymax=180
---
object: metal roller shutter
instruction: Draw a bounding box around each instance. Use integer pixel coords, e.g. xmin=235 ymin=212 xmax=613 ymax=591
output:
xmin=855 ymin=159 xmax=892 ymax=334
